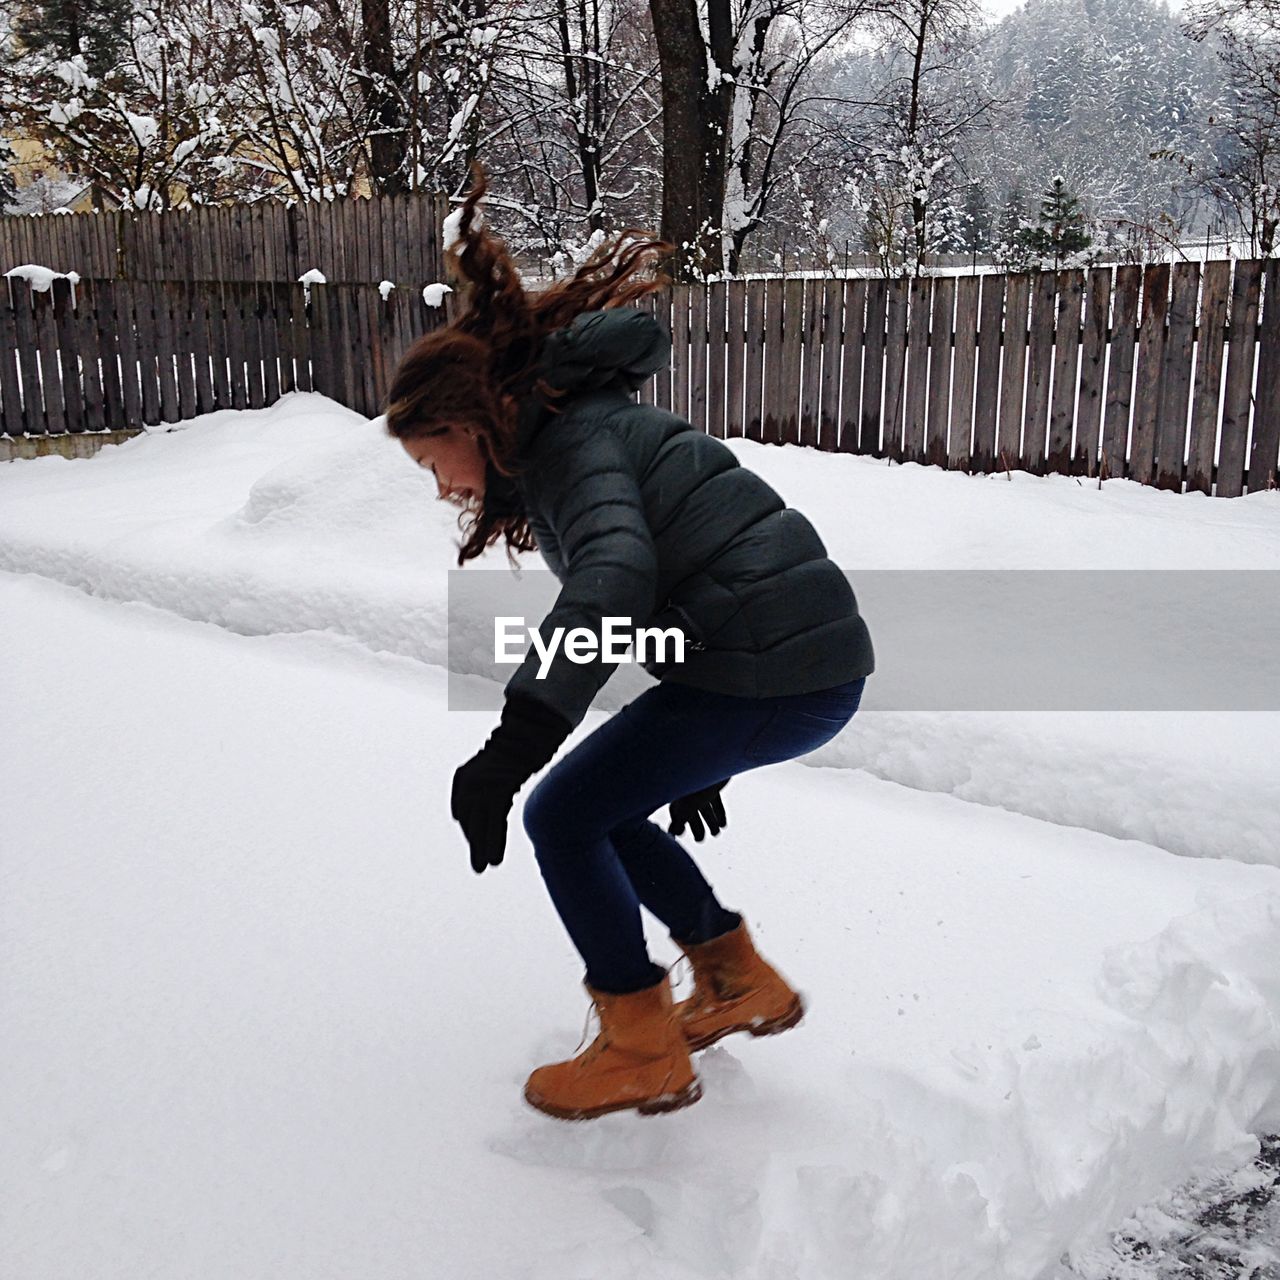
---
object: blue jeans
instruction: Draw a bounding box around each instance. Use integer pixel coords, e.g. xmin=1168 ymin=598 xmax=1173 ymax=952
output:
xmin=521 ymin=675 xmax=867 ymax=994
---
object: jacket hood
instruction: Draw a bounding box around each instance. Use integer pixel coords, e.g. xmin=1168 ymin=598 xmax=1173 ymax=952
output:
xmin=483 ymin=307 xmax=671 ymax=523
xmin=514 ymin=307 xmax=672 ymax=450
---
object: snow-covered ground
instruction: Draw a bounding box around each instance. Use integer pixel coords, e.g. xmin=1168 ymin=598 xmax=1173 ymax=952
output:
xmin=3 ymin=391 xmax=1279 ymax=1279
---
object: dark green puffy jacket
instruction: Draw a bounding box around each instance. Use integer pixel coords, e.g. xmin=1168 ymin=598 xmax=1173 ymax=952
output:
xmin=493 ymin=305 xmax=875 ymax=728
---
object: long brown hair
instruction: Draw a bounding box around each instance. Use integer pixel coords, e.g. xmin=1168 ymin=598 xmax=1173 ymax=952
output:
xmin=385 ymin=160 xmax=674 ymax=567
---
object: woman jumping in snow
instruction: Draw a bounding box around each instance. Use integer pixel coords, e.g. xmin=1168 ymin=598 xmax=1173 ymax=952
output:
xmin=384 ymin=161 xmax=874 ymax=1121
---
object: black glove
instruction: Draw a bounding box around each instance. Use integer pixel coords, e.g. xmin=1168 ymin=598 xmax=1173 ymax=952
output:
xmin=668 ymin=778 xmax=729 ymax=842
xmin=451 ymin=694 xmax=574 ymax=874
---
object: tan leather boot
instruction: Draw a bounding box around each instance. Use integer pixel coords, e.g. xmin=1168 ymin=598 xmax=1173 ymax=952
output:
xmin=524 ymin=967 xmax=703 ymax=1121
xmin=672 ymin=920 xmax=806 ymax=1052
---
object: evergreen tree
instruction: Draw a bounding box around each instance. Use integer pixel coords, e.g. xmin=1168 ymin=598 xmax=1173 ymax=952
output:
xmin=1017 ymin=174 xmax=1094 ymax=268
xmin=10 ymin=0 xmax=130 ymax=79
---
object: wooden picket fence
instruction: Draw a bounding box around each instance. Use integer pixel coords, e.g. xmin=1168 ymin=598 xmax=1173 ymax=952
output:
xmin=0 ymin=192 xmax=447 ymax=284
xmin=0 ymin=276 xmax=457 ymax=435
xmin=631 ymin=259 xmax=1279 ymax=497
xmin=3 ymin=251 xmax=1278 ymax=496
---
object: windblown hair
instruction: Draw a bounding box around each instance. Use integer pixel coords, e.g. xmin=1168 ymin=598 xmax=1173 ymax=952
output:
xmin=385 ymin=159 xmax=674 ymax=567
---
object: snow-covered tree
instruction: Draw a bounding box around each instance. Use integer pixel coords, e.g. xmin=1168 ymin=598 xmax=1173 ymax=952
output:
xmin=1 ymin=0 xmax=248 ymax=209
xmin=639 ymin=0 xmax=885 ymax=281
xmin=0 ymin=135 xmax=17 ymax=210
xmin=479 ymin=0 xmax=665 ymax=266
xmin=800 ymin=0 xmax=1002 ymax=276
xmin=952 ymin=177 xmax=993 ymax=257
xmin=993 ymin=176 xmax=1035 ymax=269
xmin=1177 ymin=0 xmax=1280 ymax=255
xmin=967 ymin=0 xmax=1223 ymax=254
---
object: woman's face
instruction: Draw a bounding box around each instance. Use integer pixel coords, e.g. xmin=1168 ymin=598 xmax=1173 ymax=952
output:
xmin=400 ymin=425 xmax=487 ymax=505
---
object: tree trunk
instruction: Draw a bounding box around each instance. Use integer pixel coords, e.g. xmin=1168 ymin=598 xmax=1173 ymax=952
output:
xmin=361 ymin=0 xmax=408 ymax=194
xmin=908 ymin=11 xmax=928 ymax=273
xmin=647 ymin=0 xmax=732 ymax=281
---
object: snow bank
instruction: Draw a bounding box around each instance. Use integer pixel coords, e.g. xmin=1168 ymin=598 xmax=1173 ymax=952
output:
xmin=1 ymin=392 xmax=1277 ymax=868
